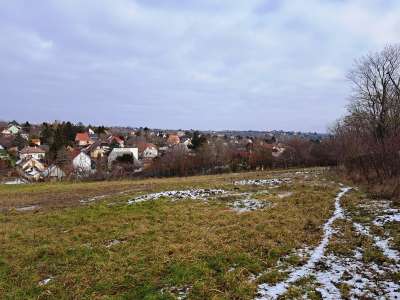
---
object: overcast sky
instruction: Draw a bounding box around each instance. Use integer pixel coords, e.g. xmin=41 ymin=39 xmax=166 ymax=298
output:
xmin=1 ymin=0 xmax=400 ymax=132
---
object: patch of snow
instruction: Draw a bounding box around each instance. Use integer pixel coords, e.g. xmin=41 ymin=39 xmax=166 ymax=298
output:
xmin=161 ymin=285 xmax=192 ymax=300
xmin=354 ymin=222 xmax=400 ymax=262
xmin=15 ymin=205 xmax=40 ymax=212
xmin=277 ymin=192 xmax=293 ymax=199
xmin=256 ymin=187 xmax=351 ymax=300
xmin=128 ymin=189 xmax=227 ymax=204
xmin=375 ymin=238 xmax=400 ymax=261
xmin=374 ymin=213 xmax=400 ymax=226
xmin=353 ymin=222 xmax=370 ymax=235
xmin=38 ymin=277 xmax=53 ymax=286
xmin=80 ymin=194 xmax=107 ymax=204
xmin=3 ymin=178 xmax=28 ymax=185
xmin=313 ymin=250 xmax=400 ymax=299
xmin=231 ymin=198 xmax=270 ymax=213
xmin=106 ymin=239 xmax=123 ymax=248
xmin=234 ymin=178 xmax=291 ymax=187
xmin=306 ymin=199 xmax=400 ymax=299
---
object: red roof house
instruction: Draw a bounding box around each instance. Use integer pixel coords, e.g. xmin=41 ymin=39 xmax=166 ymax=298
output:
xmin=75 ymin=133 xmax=92 ymax=146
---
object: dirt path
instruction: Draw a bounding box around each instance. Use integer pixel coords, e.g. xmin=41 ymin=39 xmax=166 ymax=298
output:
xmin=256 ymin=187 xmax=351 ymax=299
xmin=256 ymin=186 xmax=400 ymax=299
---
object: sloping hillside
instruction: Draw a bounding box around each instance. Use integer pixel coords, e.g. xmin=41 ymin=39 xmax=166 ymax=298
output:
xmin=0 ymin=168 xmax=399 ymax=299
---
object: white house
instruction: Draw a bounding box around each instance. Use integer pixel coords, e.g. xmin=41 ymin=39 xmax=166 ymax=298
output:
xmin=181 ymin=138 xmax=192 ymax=147
xmin=137 ymin=142 xmax=158 ymax=159
xmin=42 ymin=165 xmax=66 ymax=180
xmin=16 ymin=157 xmax=45 ymax=181
xmin=19 ymin=146 xmax=46 ymax=160
xmin=2 ymin=124 xmax=21 ymax=135
xmin=143 ymin=145 xmax=158 ymax=159
xmin=272 ymin=146 xmax=286 ymax=158
xmin=72 ymin=152 xmax=93 ymax=174
xmin=108 ymin=148 xmax=138 ymax=168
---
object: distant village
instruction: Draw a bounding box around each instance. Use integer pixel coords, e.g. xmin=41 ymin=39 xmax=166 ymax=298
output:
xmin=0 ymin=120 xmax=334 ymax=183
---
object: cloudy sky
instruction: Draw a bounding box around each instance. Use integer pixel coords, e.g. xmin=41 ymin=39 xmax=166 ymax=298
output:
xmin=1 ymin=0 xmax=400 ymax=132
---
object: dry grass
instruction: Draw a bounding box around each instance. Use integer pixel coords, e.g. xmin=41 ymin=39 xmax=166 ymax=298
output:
xmin=0 ymin=168 xmax=338 ymax=299
xmin=0 ymin=168 xmax=325 ymax=210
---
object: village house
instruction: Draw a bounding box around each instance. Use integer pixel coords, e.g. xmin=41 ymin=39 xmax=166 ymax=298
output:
xmin=16 ymin=157 xmax=45 ymax=181
xmin=86 ymin=141 xmax=110 ymax=159
xmin=272 ymin=145 xmax=286 ymax=158
xmin=108 ymin=148 xmax=138 ymax=168
xmin=88 ymin=128 xmax=99 ymax=141
xmin=75 ymin=132 xmax=93 ymax=147
xmin=1 ymin=124 xmax=21 ymax=135
xmin=42 ymin=165 xmax=66 ymax=181
xmin=136 ymin=142 xmax=158 ymax=159
xmin=19 ymin=146 xmax=46 ymax=160
xmin=167 ymin=134 xmax=180 ymax=146
xmin=72 ymin=152 xmax=94 ymax=174
xmin=30 ymin=138 xmax=41 ymax=146
xmin=107 ymin=135 xmax=125 ymax=148
xmin=181 ymin=137 xmax=192 ymax=147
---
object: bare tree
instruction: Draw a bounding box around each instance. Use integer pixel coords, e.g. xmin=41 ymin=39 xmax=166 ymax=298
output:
xmin=335 ymin=44 xmax=400 ymax=186
xmin=347 ymin=45 xmax=400 ymax=141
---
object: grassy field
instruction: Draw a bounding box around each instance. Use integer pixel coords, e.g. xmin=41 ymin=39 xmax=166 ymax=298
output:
xmin=0 ymin=168 xmax=399 ymax=299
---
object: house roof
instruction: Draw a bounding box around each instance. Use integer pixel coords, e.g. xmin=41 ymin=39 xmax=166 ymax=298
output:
xmin=20 ymin=146 xmax=45 ymax=155
xmin=136 ymin=142 xmax=157 ymax=153
xmin=110 ymin=135 xmax=124 ymax=144
xmin=167 ymin=134 xmax=180 ymax=145
xmin=75 ymin=132 xmax=90 ymax=142
xmin=17 ymin=157 xmax=45 ymax=171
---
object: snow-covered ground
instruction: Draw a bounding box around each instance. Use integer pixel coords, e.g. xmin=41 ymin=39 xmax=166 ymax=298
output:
xmin=256 ymin=187 xmax=351 ymax=299
xmin=38 ymin=277 xmax=53 ymax=286
xmin=234 ymin=178 xmax=292 ymax=187
xmin=161 ymin=285 xmax=192 ymax=300
xmin=128 ymin=189 xmax=227 ymax=204
xmin=277 ymin=191 xmax=293 ymax=199
xmin=230 ymin=198 xmax=271 ymax=213
xmin=255 ymin=187 xmax=400 ymax=299
xmin=2 ymin=178 xmax=28 ymax=185
xmin=15 ymin=205 xmax=40 ymax=212
xmin=128 ymin=188 xmax=276 ymax=213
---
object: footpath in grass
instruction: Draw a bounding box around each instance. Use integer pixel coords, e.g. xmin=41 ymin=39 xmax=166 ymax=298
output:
xmin=255 ymin=187 xmax=400 ymax=299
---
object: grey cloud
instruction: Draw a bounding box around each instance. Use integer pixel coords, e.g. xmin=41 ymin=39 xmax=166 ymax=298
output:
xmin=1 ymin=0 xmax=399 ymax=132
